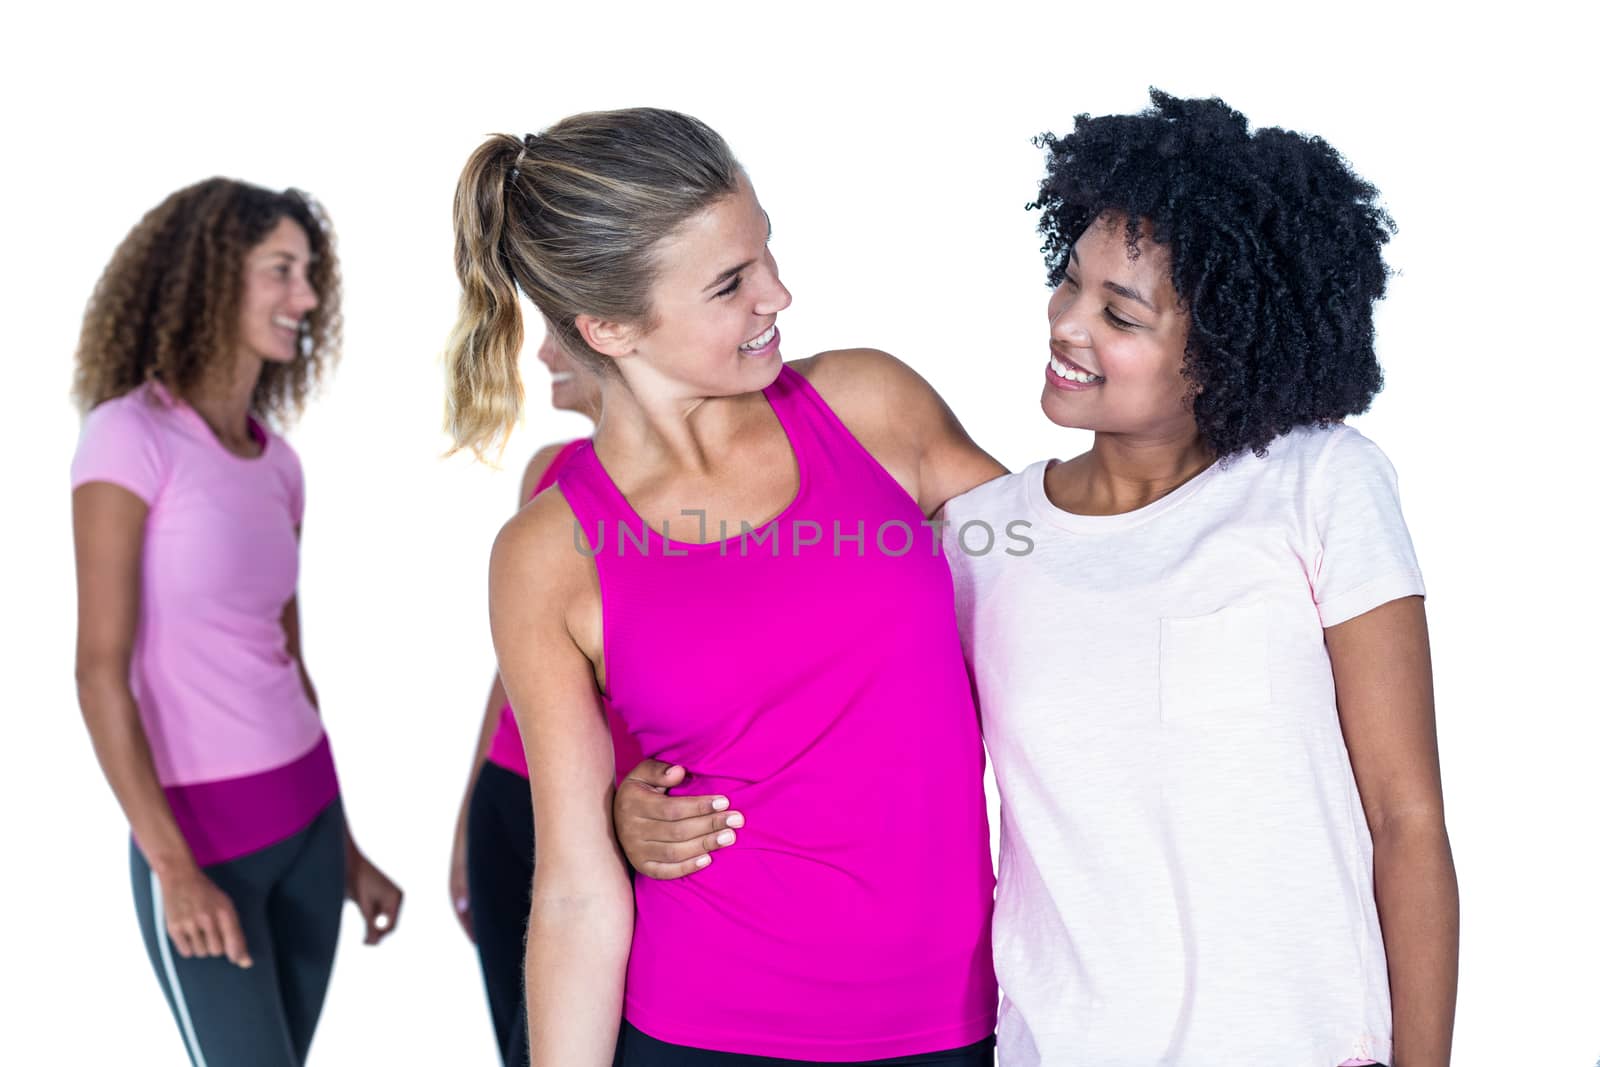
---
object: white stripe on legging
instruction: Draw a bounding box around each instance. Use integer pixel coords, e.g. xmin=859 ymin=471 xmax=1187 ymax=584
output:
xmin=149 ymin=870 xmax=211 ymax=1067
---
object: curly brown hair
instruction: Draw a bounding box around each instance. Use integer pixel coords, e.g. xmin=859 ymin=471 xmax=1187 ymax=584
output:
xmin=72 ymin=177 xmax=342 ymax=425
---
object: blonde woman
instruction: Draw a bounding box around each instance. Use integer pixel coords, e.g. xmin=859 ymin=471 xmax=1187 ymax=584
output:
xmin=446 ymin=110 xmax=1003 ymax=1065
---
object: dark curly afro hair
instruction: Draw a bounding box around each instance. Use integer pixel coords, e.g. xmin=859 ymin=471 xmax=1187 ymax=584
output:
xmin=1031 ymin=89 xmax=1395 ymax=458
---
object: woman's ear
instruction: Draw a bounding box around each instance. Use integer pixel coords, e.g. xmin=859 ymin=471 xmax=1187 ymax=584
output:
xmin=573 ymin=313 xmax=640 ymax=361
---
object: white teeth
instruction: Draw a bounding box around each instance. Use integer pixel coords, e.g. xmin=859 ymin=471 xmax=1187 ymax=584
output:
xmin=1050 ymin=356 xmax=1103 ymax=384
xmin=550 ymin=372 xmax=574 ymax=383
xmin=739 ymin=324 xmax=777 ymax=351
xmin=272 ymin=315 xmax=300 ymax=330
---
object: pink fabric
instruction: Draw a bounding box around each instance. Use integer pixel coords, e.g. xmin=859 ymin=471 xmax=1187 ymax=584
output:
xmin=557 ymin=365 xmax=996 ymax=1059
xmin=72 ymin=383 xmax=324 ymax=785
xmin=482 ymin=704 xmax=525 ymax=775
xmin=72 ymin=382 xmax=335 ymax=861
xmin=154 ymin=734 xmax=339 ymax=867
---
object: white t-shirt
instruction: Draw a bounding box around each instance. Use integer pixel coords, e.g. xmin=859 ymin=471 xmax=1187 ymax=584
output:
xmin=944 ymin=425 xmax=1423 ymax=1067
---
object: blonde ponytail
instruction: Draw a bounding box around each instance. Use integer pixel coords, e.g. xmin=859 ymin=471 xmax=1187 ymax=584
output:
xmin=444 ymin=135 xmax=526 ymax=458
xmin=444 ymin=109 xmax=742 ymax=458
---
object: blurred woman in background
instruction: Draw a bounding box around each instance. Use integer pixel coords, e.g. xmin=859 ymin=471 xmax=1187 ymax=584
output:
xmin=71 ymin=178 xmax=403 ymax=1067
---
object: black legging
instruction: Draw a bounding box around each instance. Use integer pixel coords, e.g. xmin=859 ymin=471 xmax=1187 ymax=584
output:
xmin=467 ymin=761 xmax=536 ymax=1066
xmin=131 ymin=797 xmax=347 ymax=1067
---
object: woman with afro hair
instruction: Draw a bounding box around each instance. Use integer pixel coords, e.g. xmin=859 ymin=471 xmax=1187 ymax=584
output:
xmin=936 ymin=91 xmax=1459 ymax=1065
xmin=618 ymin=92 xmax=1458 ymax=1066
xmin=70 ymin=178 xmax=403 ymax=1066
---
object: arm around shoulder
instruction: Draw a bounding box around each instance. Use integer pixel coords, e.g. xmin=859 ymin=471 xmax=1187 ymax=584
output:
xmin=796 ymin=348 xmax=1005 ymax=516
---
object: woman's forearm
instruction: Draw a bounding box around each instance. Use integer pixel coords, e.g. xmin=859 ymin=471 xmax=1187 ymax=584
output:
xmin=76 ymin=670 xmax=197 ymax=879
xmin=1372 ymin=816 xmax=1458 ymax=1067
xmin=525 ymin=875 xmax=634 ymax=1065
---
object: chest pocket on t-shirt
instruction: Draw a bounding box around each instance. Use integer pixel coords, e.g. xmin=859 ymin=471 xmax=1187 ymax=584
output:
xmin=1159 ymin=600 xmax=1272 ymax=722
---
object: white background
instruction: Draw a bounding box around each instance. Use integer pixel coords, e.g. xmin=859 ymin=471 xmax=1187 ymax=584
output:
xmin=5 ymin=2 xmax=1594 ymax=1063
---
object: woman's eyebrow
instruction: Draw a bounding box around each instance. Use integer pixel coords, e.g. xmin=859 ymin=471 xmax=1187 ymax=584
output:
xmin=1103 ymin=280 xmax=1155 ymax=311
xmin=702 ymin=259 xmax=755 ymax=293
xmin=1068 ymin=246 xmax=1156 ymax=310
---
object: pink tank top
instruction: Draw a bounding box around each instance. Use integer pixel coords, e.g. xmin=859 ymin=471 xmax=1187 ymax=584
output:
xmin=557 ymin=365 xmax=996 ymax=1059
xmin=483 ymin=438 xmax=645 ymax=778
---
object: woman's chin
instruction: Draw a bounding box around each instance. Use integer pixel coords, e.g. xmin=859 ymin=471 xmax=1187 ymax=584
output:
xmin=1040 ymin=389 xmax=1092 ymax=430
xmin=250 ymin=342 xmax=301 ymax=366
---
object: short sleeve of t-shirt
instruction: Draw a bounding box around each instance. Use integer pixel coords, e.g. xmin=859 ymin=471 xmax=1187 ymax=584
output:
xmin=1308 ymin=427 xmax=1425 ymax=627
xmin=71 ymin=394 xmax=167 ymax=504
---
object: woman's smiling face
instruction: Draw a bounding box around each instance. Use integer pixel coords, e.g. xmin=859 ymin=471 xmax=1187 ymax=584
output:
xmin=1040 ymin=213 xmax=1194 ymax=441
xmin=608 ymin=175 xmax=792 ymax=399
xmin=237 ymin=216 xmax=319 ymax=366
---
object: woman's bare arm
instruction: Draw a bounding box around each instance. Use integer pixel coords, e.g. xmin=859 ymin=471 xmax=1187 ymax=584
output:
xmin=450 ymin=443 xmax=574 ymax=935
xmin=72 ymin=481 xmax=251 ymax=965
xmin=492 ymin=491 xmax=634 ymax=1065
xmin=1327 ymin=596 xmax=1458 ymax=1067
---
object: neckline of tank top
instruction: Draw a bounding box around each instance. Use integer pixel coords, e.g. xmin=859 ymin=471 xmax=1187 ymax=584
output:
xmin=147 ymin=379 xmax=272 ymax=463
xmin=577 ymin=376 xmax=808 ymax=552
xmin=1025 ymin=454 xmax=1222 ymax=534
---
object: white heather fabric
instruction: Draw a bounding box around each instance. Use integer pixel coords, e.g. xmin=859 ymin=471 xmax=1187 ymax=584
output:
xmin=945 ymin=425 xmax=1422 ymax=1067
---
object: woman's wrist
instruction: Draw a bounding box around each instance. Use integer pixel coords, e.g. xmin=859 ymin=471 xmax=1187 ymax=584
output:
xmin=343 ymin=824 xmax=364 ymax=868
xmin=146 ymin=846 xmax=201 ymax=882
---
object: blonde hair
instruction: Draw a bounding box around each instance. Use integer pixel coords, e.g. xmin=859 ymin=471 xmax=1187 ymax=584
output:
xmin=73 ymin=178 xmax=341 ymax=424
xmin=444 ymin=108 xmax=742 ymax=457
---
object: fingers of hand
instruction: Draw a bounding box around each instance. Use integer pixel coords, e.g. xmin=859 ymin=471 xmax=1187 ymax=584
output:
xmin=194 ymin=913 xmax=223 ymax=958
xmin=640 ymin=853 xmax=717 ymax=880
xmin=361 ymin=900 xmax=382 ymax=944
xmin=219 ymin=910 xmax=253 ymax=968
xmin=690 ymin=794 xmax=734 ymax=817
xmin=366 ymin=888 xmax=402 ymax=944
xmin=648 ymin=809 xmax=742 ymax=844
xmin=625 ymin=759 xmax=685 ymax=788
xmin=168 ymin=920 xmax=195 ymax=958
xmin=631 ymin=792 xmax=734 ymax=822
xmin=632 ymin=816 xmax=742 ymax=867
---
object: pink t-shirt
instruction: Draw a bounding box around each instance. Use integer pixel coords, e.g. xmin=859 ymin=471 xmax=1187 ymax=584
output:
xmin=72 ymin=382 xmax=336 ymax=865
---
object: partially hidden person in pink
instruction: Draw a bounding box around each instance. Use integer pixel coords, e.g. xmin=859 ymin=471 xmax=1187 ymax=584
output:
xmin=71 ymin=178 xmax=403 ymax=1067
xmin=615 ymin=92 xmax=1459 ymax=1067
xmin=444 ymin=109 xmax=1007 ymax=1065
xmin=448 ymin=330 xmax=636 ymax=1067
